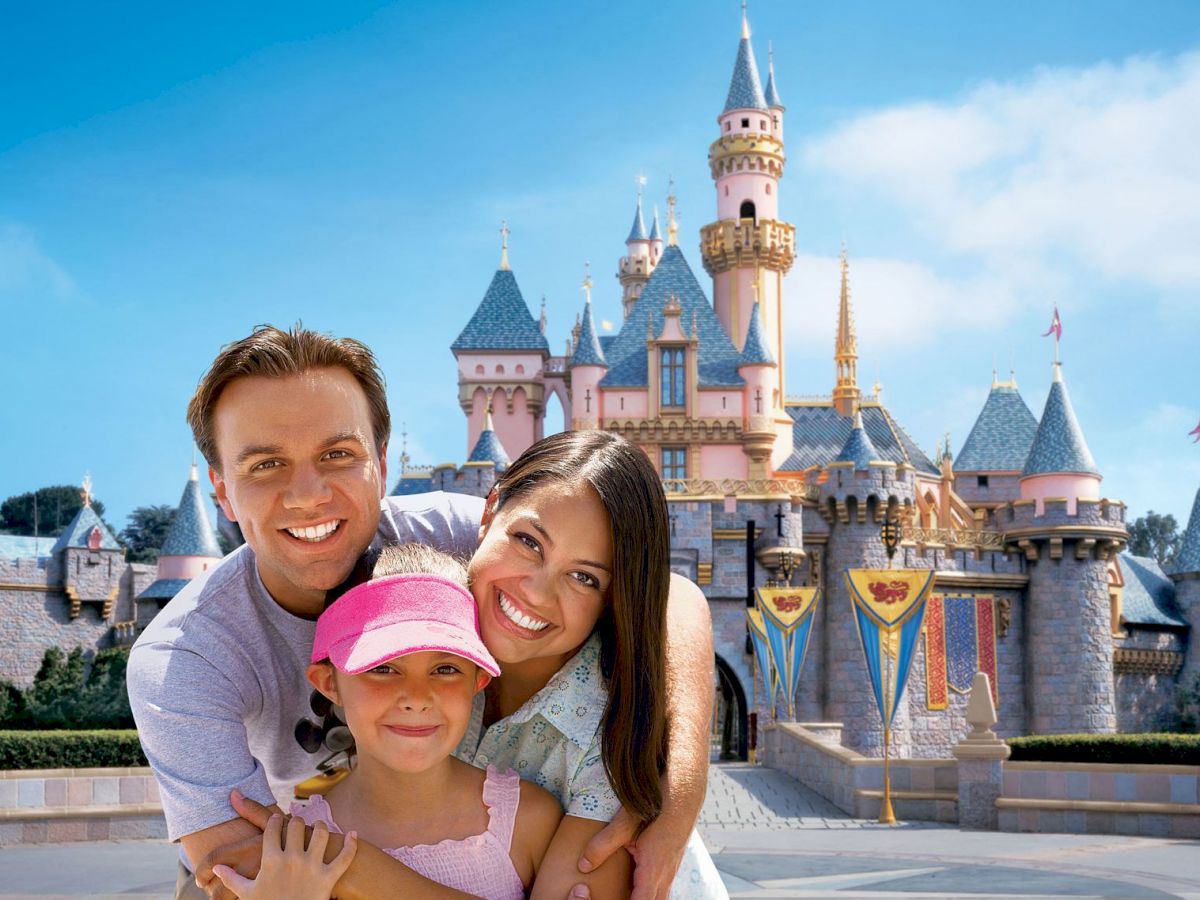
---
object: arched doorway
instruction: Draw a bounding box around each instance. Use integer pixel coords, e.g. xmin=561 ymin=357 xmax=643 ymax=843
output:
xmin=711 ymin=654 xmax=748 ymax=761
xmin=739 ymin=200 xmax=756 ymax=221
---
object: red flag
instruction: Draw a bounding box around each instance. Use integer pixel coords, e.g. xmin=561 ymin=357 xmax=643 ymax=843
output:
xmin=1042 ymin=306 xmax=1062 ymax=340
xmin=1190 ymin=419 xmax=1200 ymax=443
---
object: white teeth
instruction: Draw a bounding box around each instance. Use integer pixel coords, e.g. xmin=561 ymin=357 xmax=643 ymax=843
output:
xmin=286 ymin=520 xmax=340 ymax=542
xmin=498 ymin=591 xmax=550 ymax=632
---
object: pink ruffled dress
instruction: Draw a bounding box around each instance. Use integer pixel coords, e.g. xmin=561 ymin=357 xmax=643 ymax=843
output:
xmin=290 ymin=766 xmax=525 ymax=900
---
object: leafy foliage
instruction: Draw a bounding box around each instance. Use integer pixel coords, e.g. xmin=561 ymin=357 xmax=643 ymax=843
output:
xmin=0 ymin=731 xmax=146 ymax=769
xmin=1 ymin=647 xmax=134 ymax=730
xmin=1008 ymin=732 xmax=1200 ymax=765
xmin=1175 ymin=671 xmax=1200 ymax=733
xmin=1127 ymin=511 xmax=1181 ymax=568
xmin=0 ymin=485 xmax=106 ymax=537
xmin=120 ymin=504 xmax=176 ymax=564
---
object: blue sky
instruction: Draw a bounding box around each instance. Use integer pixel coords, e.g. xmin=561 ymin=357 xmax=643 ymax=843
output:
xmin=1 ymin=0 xmax=1198 ymax=532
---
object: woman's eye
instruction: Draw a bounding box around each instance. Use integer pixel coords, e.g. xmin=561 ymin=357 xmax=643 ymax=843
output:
xmin=514 ymin=532 xmax=541 ymax=553
xmin=571 ymin=571 xmax=600 ymax=589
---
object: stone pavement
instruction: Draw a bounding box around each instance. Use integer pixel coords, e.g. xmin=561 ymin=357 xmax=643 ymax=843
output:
xmin=1 ymin=763 xmax=1199 ymax=898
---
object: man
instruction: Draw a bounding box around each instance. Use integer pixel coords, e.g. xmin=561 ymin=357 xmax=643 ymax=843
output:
xmin=128 ymin=325 xmax=714 ymax=899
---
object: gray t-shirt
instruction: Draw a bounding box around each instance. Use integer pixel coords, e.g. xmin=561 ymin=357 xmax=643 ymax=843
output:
xmin=128 ymin=492 xmax=484 ymax=842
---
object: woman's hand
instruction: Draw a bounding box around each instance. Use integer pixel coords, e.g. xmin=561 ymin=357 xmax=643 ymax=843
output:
xmin=578 ymin=807 xmax=688 ymax=900
xmin=211 ymin=814 xmax=357 ymax=900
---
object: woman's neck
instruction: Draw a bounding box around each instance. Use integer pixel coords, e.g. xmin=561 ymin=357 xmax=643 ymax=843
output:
xmin=487 ymin=650 xmax=576 ymax=721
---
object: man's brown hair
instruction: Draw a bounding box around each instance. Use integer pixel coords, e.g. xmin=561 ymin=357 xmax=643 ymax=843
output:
xmin=187 ymin=324 xmax=390 ymax=471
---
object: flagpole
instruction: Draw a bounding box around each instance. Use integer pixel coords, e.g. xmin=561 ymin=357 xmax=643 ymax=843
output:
xmin=749 ymin=641 xmax=758 ymax=765
xmin=879 ymin=645 xmax=897 ymax=825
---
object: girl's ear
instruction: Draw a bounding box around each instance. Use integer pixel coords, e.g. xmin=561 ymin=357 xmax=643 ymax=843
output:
xmin=478 ymin=488 xmax=499 ymax=542
xmin=307 ymin=663 xmax=340 ymax=706
xmin=474 ymin=669 xmax=492 ymax=694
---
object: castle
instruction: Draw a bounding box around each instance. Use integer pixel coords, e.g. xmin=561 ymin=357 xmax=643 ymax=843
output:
xmin=393 ymin=11 xmax=1200 ymax=759
xmin=1 ymin=13 xmax=1196 ymax=763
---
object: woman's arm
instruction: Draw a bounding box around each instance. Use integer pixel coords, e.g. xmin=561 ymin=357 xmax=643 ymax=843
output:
xmin=580 ymin=574 xmax=714 ymax=899
xmin=510 ymin=781 xmax=565 ymax=888
xmin=531 ymin=816 xmax=632 ymax=900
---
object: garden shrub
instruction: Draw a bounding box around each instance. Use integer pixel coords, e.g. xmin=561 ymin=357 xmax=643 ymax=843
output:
xmin=1008 ymin=732 xmax=1200 ymax=765
xmin=0 ymin=730 xmax=146 ymax=770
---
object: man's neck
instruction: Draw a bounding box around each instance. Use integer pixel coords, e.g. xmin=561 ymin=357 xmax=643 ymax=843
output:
xmin=257 ymin=564 xmax=326 ymax=620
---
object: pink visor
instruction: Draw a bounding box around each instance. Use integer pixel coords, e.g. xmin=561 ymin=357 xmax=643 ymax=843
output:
xmin=312 ymin=573 xmax=500 ymax=677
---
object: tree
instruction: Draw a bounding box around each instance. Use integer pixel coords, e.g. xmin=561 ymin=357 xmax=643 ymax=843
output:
xmin=121 ymin=504 xmax=176 ymax=564
xmin=0 ymin=486 xmax=106 ymax=537
xmin=1127 ymin=511 xmax=1181 ymax=568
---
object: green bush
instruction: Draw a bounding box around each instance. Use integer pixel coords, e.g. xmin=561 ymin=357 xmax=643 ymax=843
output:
xmin=1008 ymin=733 xmax=1200 ymax=765
xmin=0 ymin=730 xmax=146 ymax=770
xmin=1175 ymin=672 xmax=1200 ymax=733
xmin=1 ymin=647 xmax=133 ymax=730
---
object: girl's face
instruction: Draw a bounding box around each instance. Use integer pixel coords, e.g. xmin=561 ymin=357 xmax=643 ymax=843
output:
xmin=469 ymin=480 xmax=613 ymax=671
xmin=307 ymin=651 xmax=489 ymax=775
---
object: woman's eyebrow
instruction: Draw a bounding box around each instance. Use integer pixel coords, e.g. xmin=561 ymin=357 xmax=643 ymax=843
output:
xmin=575 ymin=558 xmax=611 ymax=573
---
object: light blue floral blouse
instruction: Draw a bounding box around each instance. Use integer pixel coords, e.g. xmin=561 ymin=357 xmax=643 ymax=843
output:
xmin=455 ymin=634 xmax=728 ymax=899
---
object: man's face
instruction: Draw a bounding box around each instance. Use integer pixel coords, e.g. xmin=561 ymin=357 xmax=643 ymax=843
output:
xmin=210 ymin=367 xmax=387 ymax=616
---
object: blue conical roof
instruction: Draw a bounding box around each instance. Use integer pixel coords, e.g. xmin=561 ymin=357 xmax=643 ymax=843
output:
xmin=627 ymin=196 xmax=649 ymax=242
xmin=161 ymin=465 xmax=222 ymax=558
xmin=738 ymin=302 xmax=775 ymax=366
xmin=451 ymin=269 xmax=550 ymax=353
xmin=1176 ymin=485 xmax=1200 ymax=574
xmin=956 ymin=382 xmax=1039 ymax=472
xmin=468 ymin=412 xmax=511 ymax=471
xmin=570 ymin=299 xmax=607 ymax=368
xmin=764 ymin=61 xmax=783 ymax=109
xmin=51 ymin=503 xmax=120 ymax=553
xmin=648 ymin=207 xmax=662 ymax=242
xmin=1022 ymin=366 xmax=1099 ymax=477
xmin=724 ymin=27 xmax=768 ymax=112
xmin=834 ymin=411 xmax=882 ymax=470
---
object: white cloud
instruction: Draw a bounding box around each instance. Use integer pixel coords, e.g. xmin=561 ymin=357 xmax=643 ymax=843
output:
xmin=1103 ymin=402 xmax=1200 ymax=523
xmin=0 ymin=223 xmax=79 ymax=300
xmin=803 ymin=51 xmax=1200 ymax=290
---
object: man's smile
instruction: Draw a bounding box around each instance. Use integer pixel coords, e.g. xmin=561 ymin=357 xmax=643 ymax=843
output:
xmin=283 ymin=519 xmax=343 ymax=543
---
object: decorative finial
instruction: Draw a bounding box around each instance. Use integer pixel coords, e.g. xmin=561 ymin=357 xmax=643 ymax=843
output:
xmin=636 ymin=173 xmax=646 ymax=199
xmin=499 ymin=220 xmax=510 ymax=271
xmin=741 ymin=0 xmax=750 ymax=39
xmin=751 ymin=270 xmax=762 ymax=305
xmin=581 ymin=262 xmax=593 ymax=305
xmin=399 ymin=422 xmax=410 ymax=474
xmin=81 ymin=472 xmax=92 ymax=508
xmin=483 ymin=402 xmax=495 ymax=433
xmin=666 ymin=177 xmax=679 ymax=247
xmin=539 ymin=295 xmax=548 ymax=335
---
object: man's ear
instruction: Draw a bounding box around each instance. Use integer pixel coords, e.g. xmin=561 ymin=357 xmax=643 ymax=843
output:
xmin=377 ymin=441 xmax=388 ymax=498
xmin=210 ymin=466 xmax=237 ymax=522
xmin=307 ymin=663 xmax=340 ymax=706
xmin=478 ymin=488 xmax=499 ymax=543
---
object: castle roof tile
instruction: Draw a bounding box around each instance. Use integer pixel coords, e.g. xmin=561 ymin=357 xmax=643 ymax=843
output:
xmin=956 ymin=384 xmax=1039 ymax=472
xmin=452 ymin=269 xmax=550 ymax=353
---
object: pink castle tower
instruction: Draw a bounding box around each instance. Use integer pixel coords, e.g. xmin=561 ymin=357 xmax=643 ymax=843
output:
xmin=451 ymin=224 xmax=552 ymax=461
xmin=617 ymin=188 xmax=660 ymax=319
xmin=1019 ymin=361 xmax=1102 ymax=514
xmin=700 ymin=10 xmax=796 ymax=470
xmin=138 ymin=461 xmax=223 ymax=605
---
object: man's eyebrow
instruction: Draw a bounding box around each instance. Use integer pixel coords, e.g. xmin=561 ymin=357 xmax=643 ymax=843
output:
xmin=321 ymin=431 xmax=369 ymax=449
xmin=235 ymin=444 xmax=283 ymax=466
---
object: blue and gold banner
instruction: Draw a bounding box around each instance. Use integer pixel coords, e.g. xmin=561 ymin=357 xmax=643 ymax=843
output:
xmin=745 ymin=606 xmax=778 ymax=708
xmin=844 ymin=569 xmax=935 ymax=729
xmin=754 ymin=586 xmax=821 ymax=720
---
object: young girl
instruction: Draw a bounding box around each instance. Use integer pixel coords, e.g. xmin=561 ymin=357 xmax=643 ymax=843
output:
xmin=212 ymin=543 xmax=563 ymax=899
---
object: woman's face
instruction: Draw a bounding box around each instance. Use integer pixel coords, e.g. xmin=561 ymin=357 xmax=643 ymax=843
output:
xmin=469 ymin=480 xmax=613 ymax=670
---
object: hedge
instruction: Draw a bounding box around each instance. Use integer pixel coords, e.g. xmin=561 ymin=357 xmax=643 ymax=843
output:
xmin=0 ymin=730 xmax=147 ymax=770
xmin=1008 ymin=733 xmax=1200 ymax=766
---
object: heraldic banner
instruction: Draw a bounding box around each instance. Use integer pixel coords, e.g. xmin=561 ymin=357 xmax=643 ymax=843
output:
xmin=844 ymin=569 xmax=935 ymax=729
xmin=752 ymin=586 xmax=821 ymax=720
xmin=745 ymin=606 xmax=778 ymax=710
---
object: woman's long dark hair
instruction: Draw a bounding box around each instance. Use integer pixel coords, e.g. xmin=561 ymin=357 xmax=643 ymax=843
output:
xmin=491 ymin=430 xmax=670 ymax=823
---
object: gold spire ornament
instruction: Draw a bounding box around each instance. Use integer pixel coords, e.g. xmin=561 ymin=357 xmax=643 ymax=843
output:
xmin=833 ymin=245 xmax=861 ymax=416
xmin=581 ymin=261 xmax=593 ymax=304
xmin=80 ymin=472 xmax=93 ymax=508
xmin=499 ymin=220 xmax=510 ymax=271
xmin=666 ymin=178 xmax=679 ymax=247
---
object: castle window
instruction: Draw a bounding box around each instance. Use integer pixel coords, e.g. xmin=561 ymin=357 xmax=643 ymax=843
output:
xmin=515 ymin=364 xmax=525 ymax=375
xmin=475 ymin=364 xmax=484 ymax=375
xmin=661 ymin=446 xmax=687 ymax=483
xmin=977 ymin=475 xmax=989 ymax=488
xmin=496 ymin=364 xmax=505 ymax=374
xmin=739 ymin=200 xmax=756 ymax=220
xmin=765 ymin=183 xmax=772 ymax=195
xmin=660 ymin=347 xmax=685 ymax=408
xmin=725 ymin=121 xmax=731 ymax=132
xmin=724 ymin=185 xmax=729 ymax=197
xmin=740 ymin=117 xmax=749 ymax=128
xmin=760 ymin=119 xmax=766 ymax=130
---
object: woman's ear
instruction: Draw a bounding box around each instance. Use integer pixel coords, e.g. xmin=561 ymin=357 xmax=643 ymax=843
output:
xmin=307 ymin=663 xmax=340 ymax=706
xmin=478 ymin=488 xmax=499 ymax=542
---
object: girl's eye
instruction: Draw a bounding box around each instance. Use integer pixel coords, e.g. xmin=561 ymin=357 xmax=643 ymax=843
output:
xmin=368 ymin=664 xmax=395 ymax=675
xmin=435 ymin=664 xmax=462 ymax=676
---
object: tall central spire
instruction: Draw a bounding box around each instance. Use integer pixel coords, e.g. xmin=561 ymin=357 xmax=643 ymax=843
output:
xmin=833 ymin=247 xmax=861 ymax=416
xmin=724 ymin=6 xmax=767 ymax=112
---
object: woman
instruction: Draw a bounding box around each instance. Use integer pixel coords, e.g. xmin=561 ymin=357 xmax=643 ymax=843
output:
xmin=206 ymin=431 xmax=726 ymax=899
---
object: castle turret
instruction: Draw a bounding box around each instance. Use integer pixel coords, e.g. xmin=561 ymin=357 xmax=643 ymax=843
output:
xmin=701 ymin=10 xmax=794 ymax=376
xmin=569 ymin=272 xmax=608 ymax=431
xmin=1002 ymin=362 xmax=1121 ymax=735
xmin=833 ymin=408 xmax=881 ymax=469
xmin=954 ymin=372 xmax=1039 ymax=511
xmin=764 ymin=41 xmax=784 ymax=141
xmin=451 ymin=225 xmax=551 ymax=460
xmin=467 ymin=406 xmax=511 ymax=472
xmin=618 ymin=192 xmax=658 ymax=319
xmin=832 ymin=249 xmax=861 ymax=417
xmin=737 ymin=300 xmax=777 ymax=478
xmin=1173 ymin=485 xmax=1200 ymax=678
xmin=50 ymin=475 xmax=125 ymax=620
xmin=139 ymin=462 xmax=223 ymax=604
xmin=1020 ymin=362 xmax=1100 ymax=514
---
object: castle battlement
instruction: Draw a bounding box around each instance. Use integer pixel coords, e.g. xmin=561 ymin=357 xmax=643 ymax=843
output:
xmin=1000 ymin=496 xmax=1127 ymax=562
xmin=817 ymin=462 xmax=914 ymax=524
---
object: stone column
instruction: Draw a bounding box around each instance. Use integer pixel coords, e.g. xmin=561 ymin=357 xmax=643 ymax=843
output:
xmin=952 ymin=672 xmax=1010 ymax=830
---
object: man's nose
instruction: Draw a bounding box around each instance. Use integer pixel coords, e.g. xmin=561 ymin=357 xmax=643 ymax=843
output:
xmin=283 ymin=463 xmax=333 ymax=508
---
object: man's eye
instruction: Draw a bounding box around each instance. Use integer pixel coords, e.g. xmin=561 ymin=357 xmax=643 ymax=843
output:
xmin=325 ymin=449 xmax=352 ymax=460
xmin=251 ymin=460 xmax=282 ymax=472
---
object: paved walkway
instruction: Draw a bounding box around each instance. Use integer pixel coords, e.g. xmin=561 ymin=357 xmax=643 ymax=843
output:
xmin=1 ymin=764 xmax=1198 ymax=898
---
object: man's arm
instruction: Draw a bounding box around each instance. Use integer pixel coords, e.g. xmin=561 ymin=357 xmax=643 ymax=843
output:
xmin=580 ymin=574 xmax=714 ymax=898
